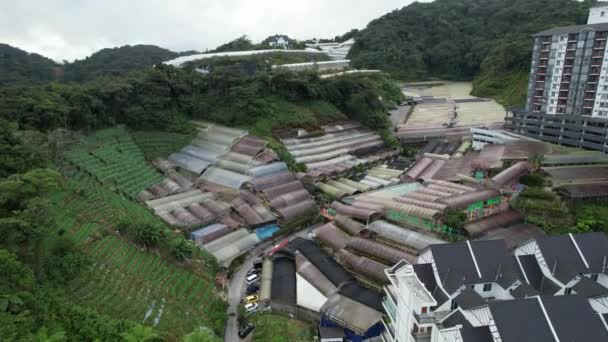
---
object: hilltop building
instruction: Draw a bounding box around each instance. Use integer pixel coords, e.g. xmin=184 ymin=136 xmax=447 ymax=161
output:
xmin=507 ymin=4 xmax=608 ymax=152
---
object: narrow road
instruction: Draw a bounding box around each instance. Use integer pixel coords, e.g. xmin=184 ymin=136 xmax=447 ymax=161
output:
xmin=224 ymin=226 xmax=316 ymax=341
xmin=389 ymin=104 xmax=411 ymax=130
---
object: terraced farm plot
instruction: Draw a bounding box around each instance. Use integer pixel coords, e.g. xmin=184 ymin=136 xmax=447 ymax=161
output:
xmin=131 ymin=131 xmax=195 ymax=161
xmin=47 ymin=172 xmax=226 ymax=338
xmin=64 ymin=126 xmax=164 ymax=197
xmin=70 ymin=235 xmax=223 ymax=338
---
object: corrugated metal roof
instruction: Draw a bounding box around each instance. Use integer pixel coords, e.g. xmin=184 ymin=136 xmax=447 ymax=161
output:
xmin=491 ymin=161 xmax=531 ymax=187
xmin=367 ymin=220 xmax=445 ymax=251
xmin=438 ymin=189 xmax=501 ymax=210
xmin=199 ymin=167 xmax=252 ymax=189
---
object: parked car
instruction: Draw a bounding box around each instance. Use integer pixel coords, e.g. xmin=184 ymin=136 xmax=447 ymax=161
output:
xmin=246 ymin=284 xmax=259 ymax=295
xmin=244 ymin=303 xmax=258 ymax=313
xmin=238 ymin=323 xmax=255 ymax=338
xmin=243 ymin=295 xmax=259 ymax=304
xmin=246 ymin=273 xmax=260 ymax=285
xmin=246 ymin=268 xmax=260 ymax=277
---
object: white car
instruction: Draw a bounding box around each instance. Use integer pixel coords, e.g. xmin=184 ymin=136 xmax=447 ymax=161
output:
xmin=246 ymin=273 xmax=260 ymax=285
xmin=244 ymin=303 xmax=258 ymax=313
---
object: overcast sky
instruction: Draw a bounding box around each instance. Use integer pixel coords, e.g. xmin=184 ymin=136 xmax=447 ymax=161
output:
xmin=0 ymin=0 xmax=431 ymax=62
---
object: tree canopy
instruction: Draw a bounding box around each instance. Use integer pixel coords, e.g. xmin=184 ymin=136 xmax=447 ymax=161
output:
xmin=348 ymin=0 xmax=594 ymax=107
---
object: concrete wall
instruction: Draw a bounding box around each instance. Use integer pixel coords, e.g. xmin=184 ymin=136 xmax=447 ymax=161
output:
xmin=589 ymin=6 xmax=608 ymax=24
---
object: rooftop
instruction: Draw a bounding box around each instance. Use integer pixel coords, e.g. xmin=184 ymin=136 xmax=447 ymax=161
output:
xmin=533 ymin=22 xmax=608 ymax=37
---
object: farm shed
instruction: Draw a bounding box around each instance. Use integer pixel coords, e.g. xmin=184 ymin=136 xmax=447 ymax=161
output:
xmin=338 ymin=249 xmax=389 ymax=283
xmin=199 ymin=167 xmax=252 ymax=190
xmin=367 ymin=220 xmax=445 ymax=251
xmin=260 ymin=258 xmax=273 ymax=302
xmin=491 ymin=161 xmax=531 ymax=188
xmin=347 ymin=237 xmax=416 ymax=264
xmin=313 ymin=223 xmax=352 ymax=251
xmin=464 ymin=209 xmax=524 ymax=237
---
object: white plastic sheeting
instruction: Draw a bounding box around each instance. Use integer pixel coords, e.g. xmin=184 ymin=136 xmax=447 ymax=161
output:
xmin=296 ymin=273 xmax=328 ymax=312
xmin=163 ymin=49 xmax=327 ymax=67
xmin=367 ymin=220 xmax=445 ymax=251
xmin=199 ymin=167 xmax=252 ymax=189
xmin=168 ymin=153 xmax=211 ymax=174
xmin=146 ymin=190 xmax=214 ymax=212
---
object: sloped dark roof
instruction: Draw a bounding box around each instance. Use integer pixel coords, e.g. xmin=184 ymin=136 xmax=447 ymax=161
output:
xmin=271 ymin=254 xmax=296 ymax=305
xmin=413 ymin=263 xmax=449 ymax=308
xmin=431 ymin=240 xmax=520 ymax=294
xmin=573 ymin=232 xmax=608 ymax=275
xmin=558 ymin=182 xmax=608 ymax=198
xmin=536 ymin=233 xmax=608 ymax=284
xmin=453 ymin=288 xmax=486 ymax=310
xmin=491 ymin=296 xmax=608 ymax=342
xmin=459 ymin=326 xmax=493 ymax=342
xmin=510 ymin=282 xmax=539 ymax=299
xmin=339 ymin=282 xmax=383 ymax=313
xmin=441 ymin=310 xmax=473 ymax=329
xmin=290 ymin=237 xmax=354 ymax=287
xmin=534 ymin=22 xmax=608 ymax=36
xmin=515 ymin=255 xmax=560 ymax=295
xmin=572 ymin=276 xmax=608 ymax=298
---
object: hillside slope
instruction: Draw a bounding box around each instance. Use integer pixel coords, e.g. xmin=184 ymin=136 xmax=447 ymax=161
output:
xmin=349 ymin=0 xmax=592 ymax=107
xmin=63 ymin=45 xmax=185 ymax=81
xmin=0 ymin=44 xmax=60 ymax=84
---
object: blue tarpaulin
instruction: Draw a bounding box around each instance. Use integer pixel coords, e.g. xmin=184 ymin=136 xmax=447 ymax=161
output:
xmin=255 ymin=224 xmax=280 ymax=240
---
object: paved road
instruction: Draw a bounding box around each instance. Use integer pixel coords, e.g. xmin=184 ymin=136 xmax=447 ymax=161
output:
xmin=224 ymin=226 xmax=316 ymax=341
xmin=389 ymin=104 xmax=411 ymax=129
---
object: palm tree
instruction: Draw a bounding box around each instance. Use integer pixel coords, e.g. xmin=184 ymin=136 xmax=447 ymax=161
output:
xmin=121 ymin=325 xmax=159 ymax=342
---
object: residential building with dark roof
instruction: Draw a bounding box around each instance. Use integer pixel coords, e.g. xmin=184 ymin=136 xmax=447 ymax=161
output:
xmin=506 ymin=6 xmax=608 ymax=152
xmin=381 ymin=232 xmax=608 ymax=342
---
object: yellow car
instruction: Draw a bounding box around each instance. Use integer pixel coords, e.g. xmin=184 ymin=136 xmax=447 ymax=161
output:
xmin=244 ymin=295 xmax=259 ymax=304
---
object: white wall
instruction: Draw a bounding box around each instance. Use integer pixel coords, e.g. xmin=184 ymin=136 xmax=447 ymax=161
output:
xmin=546 ymin=35 xmax=567 ymax=115
xmin=589 ymin=6 xmax=608 ymax=24
xmin=295 ymin=273 xmax=327 ymax=312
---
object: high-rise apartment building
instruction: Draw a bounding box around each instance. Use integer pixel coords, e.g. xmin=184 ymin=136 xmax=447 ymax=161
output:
xmin=507 ymin=3 xmax=608 ymax=151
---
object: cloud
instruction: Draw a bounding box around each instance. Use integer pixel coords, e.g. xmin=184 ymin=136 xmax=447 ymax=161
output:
xmin=0 ymin=0 xmax=428 ymax=62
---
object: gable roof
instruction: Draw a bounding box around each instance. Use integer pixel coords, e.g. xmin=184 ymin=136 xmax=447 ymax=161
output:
xmin=572 ymin=276 xmax=608 ymax=298
xmin=515 ymin=255 xmax=560 ymax=296
xmin=413 ymin=263 xmax=449 ymax=308
xmin=431 ymin=240 xmax=520 ymax=293
xmin=459 ymin=326 xmax=493 ymax=342
xmin=536 ymin=233 xmax=608 ymax=284
xmin=490 ymin=296 xmax=608 ymax=342
xmin=453 ymin=288 xmax=486 ymax=310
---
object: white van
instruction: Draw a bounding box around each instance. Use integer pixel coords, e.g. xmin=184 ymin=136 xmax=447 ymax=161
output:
xmin=246 ymin=273 xmax=260 ymax=285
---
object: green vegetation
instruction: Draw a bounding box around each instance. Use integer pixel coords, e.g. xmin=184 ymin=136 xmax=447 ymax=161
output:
xmin=348 ymin=0 xmax=592 ymax=107
xmin=183 ymin=51 xmax=330 ymax=71
xmin=131 ymin=130 xmax=196 ymax=160
xmin=0 ymin=44 xmax=60 ymax=85
xmin=64 ymin=127 xmax=164 ymax=198
xmin=63 ymin=45 xmax=194 ymax=82
xmin=249 ymin=314 xmax=314 ymax=342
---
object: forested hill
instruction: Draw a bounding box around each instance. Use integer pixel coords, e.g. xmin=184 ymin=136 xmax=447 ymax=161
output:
xmin=348 ymin=0 xmax=594 ymax=107
xmin=0 ymin=44 xmax=60 ymax=85
xmin=63 ymin=45 xmax=195 ymax=81
xmin=0 ymin=44 xmax=199 ymax=84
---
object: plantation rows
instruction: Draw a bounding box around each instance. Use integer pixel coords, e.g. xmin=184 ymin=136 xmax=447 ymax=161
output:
xmin=131 ymin=131 xmax=195 ymax=161
xmin=64 ymin=127 xmax=164 ymax=197
xmin=70 ymin=235 xmax=219 ymax=336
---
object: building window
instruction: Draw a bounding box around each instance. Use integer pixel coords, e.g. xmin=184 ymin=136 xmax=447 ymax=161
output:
xmin=602 ymin=11 xmax=606 ymax=17
xmin=565 ymin=287 xmax=573 ymax=295
xmin=450 ymin=301 xmax=459 ymax=310
xmin=591 ymin=274 xmax=599 ymax=282
xmin=483 ymin=283 xmax=493 ymax=292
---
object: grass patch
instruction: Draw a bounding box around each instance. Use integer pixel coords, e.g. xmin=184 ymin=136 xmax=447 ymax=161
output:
xmin=250 ymin=314 xmax=314 ymax=342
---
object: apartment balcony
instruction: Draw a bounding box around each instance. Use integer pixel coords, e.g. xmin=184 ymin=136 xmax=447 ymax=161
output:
xmin=581 ymin=140 xmax=605 ymax=150
xmin=537 ymin=72 xmax=546 ymax=76
xmin=542 ymin=127 xmax=562 ymax=135
xmin=382 ymin=317 xmax=396 ymax=342
xmin=542 ymin=135 xmax=560 ymax=143
xmin=594 ymin=45 xmax=606 ymax=50
xmin=561 ymin=130 xmax=581 ymax=139
xmin=565 ymin=52 xmax=576 ymax=59
xmin=413 ymin=310 xmax=451 ymax=325
xmin=585 ymin=125 xmax=607 ymax=134
xmin=560 ymin=137 xmax=581 ymax=146
xmin=593 ymin=53 xmax=604 ymax=58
